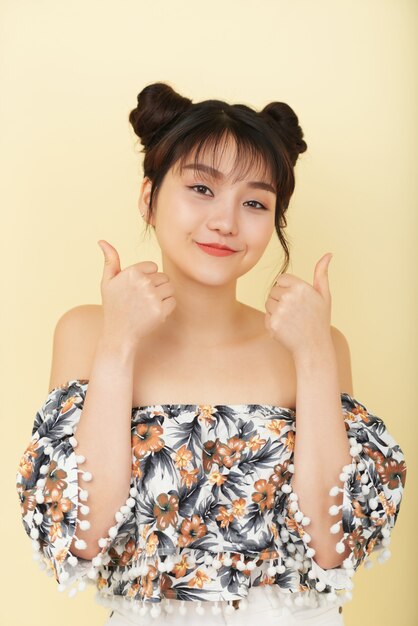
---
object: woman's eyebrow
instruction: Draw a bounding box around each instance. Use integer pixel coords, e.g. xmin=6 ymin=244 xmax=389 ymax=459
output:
xmin=182 ymin=163 xmax=276 ymax=194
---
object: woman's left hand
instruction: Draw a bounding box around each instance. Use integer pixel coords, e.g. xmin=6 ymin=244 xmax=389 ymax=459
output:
xmin=265 ymin=252 xmax=333 ymax=359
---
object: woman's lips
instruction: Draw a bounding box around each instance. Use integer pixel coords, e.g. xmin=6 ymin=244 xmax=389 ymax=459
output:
xmin=195 ymin=242 xmax=237 ymax=256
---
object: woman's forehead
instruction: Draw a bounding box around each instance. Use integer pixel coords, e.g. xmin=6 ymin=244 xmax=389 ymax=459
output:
xmin=173 ymin=138 xmax=275 ymax=186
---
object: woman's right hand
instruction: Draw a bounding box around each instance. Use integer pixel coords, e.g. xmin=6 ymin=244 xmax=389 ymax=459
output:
xmin=97 ymin=239 xmax=177 ymax=347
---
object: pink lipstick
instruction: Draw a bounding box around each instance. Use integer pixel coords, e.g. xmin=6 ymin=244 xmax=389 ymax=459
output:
xmin=195 ymin=242 xmax=237 ymax=256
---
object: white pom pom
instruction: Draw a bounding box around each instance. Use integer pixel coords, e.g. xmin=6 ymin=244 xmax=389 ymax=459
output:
xmin=108 ymin=526 xmax=118 ymax=539
xmin=80 ymin=504 xmax=89 ymax=515
xmin=82 ymin=471 xmax=92 ymax=482
xmin=35 ymin=492 xmax=44 ymax=504
xmin=150 ymin=603 xmax=161 ymax=618
xmin=78 ymin=519 xmax=91 ymax=531
xmin=74 ymin=538 xmax=87 ymax=550
xmin=224 ymin=603 xmax=235 ymax=614
xmin=30 ymin=528 xmax=39 ymax=539
xmin=223 ymin=556 xmax=232 ymax=566
xmin=195 ymin=602 xmax=205 ymax=615
xmin=69 ymin=436 xmax=78 ymax=447
xmin=336 ymin=541 xmax=346 ymax=554
xmin=315 ymin=580 xmax=326 ymax=591
xmin=79 ymin=489 xmax=89 ymax=501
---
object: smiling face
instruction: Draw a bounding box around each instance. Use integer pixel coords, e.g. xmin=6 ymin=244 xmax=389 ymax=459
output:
xmin=139 ymin=134 xmax=277 ymax=286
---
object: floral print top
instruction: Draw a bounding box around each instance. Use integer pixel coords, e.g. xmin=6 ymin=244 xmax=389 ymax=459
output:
xmin=16 ymin=379 xmax=407 ymax=620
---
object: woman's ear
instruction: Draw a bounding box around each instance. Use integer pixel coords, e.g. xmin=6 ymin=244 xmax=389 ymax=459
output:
xmin=138 ymin=177 xmax=153 ymax=225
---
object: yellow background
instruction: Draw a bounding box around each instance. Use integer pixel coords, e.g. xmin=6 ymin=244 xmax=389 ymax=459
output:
xmin=2 ymin=1 xmax=416 ymax=624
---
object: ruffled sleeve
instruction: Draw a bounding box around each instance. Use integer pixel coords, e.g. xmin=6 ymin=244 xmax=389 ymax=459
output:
xmin=15 ymin=379 xmax=138 ymax=598
xmin=279 ymin=393 xmax=407 ymax=600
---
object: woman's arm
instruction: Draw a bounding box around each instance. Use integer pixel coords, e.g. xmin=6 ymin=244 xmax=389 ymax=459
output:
xmin=290 ymin=327 xmax=353 ymax=569
xmin=16 ymin=305 xmax=138 ymax=590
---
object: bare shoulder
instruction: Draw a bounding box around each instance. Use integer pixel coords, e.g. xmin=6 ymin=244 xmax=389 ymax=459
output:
xmin=242 ymin=305 xmax=354 ymax=397
xmin=48 ymin=304 xmax=103 ymax=393
xmin=330 ymin=324 xmax=354 ymax=396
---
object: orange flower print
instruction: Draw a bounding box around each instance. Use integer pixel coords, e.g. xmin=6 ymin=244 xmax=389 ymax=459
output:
xmin=177 ymin=514 xmax=207 ymax=547
xmin=44 ymin=461 xmax=69 ymax=500
xmin=97 ymin=574 xmax=110 ymax=590
xmin=265 ymin=419 xmax=286 ymax=437
xmin=132 ymin=458 xmax=143 ymax=480
xmin=283 ymin=430 xmax=295 ymax=451
xmin=216 ymin=506 xmax=235 ymax=528
xmin=132 ymin=423 xmax=165 ymax=458
xmin=197 ymin=405 xmax=216 ymax=426
xmin=55 ymin=547 xmax=69 ymax=564
xmin=378 ymin=458 xmax=407 ymax=490
xmin=345 ymin=527 xmax=367 ymax=561
xmin=203 ymin=439 xmax=219 ymax=473
xmin=49 ymin=521 xmax=65 ymax=543
xmin=180 ymin=467 xmax=199 ymax=488
xmin=188 ymin=569 xmax=211 ymax=588
xmin=285 ymin=515 xmax=305 ymax=539
xmin=213 ymin=437 xmax=246 ymax=468
xmin=173 ymin=444 xmax=193 ymax=469
xmin=231 ymin=497 xmax=246 ymax=518
xmin=171 ymin=554 xmax=190 ymax=578
xmin=268 ymin=460 xmax=291 ymax=490
xmin=140 ymin=564 xmax=159 ymax=599
xmin=246 ymin=434 xmax=267 ymax=452
xmin=60 ymin=393 xmax=81 ymax=415
xmin=208 ymin=471 xmax=227 ymax=486
xmin=146 ymin=531 xmax=159 ymax=556
xmin=19 ymin=488 xmax=38 ymax=516
xmin=17 ymin=455 xmax=35 ymax=481
xmin=252 ymin=479 xmax=275 ymax=511
xmin=126 ymin=581 xmax=140 ymax=597
xmin=117 ymin=537 xmax=136 ymax=566
xmin=44 ymin=491 xmax=74 ymax=523
xmin=153 ymin=493 xmax=179 ymax=530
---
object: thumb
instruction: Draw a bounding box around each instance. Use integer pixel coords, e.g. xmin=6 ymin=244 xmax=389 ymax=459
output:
xmin=97 ymin=240 xmax=121 ymax=281
xmin=313 ymin=252 xmax=332 ymax=297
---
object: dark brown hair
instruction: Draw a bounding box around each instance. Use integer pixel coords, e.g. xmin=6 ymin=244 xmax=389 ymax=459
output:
xmin=128 ymin=82 xmax=307 ymax=281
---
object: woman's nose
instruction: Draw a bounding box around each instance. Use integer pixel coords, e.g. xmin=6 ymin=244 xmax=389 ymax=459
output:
xmin=207 ymin=204 xmax=239 ymax=234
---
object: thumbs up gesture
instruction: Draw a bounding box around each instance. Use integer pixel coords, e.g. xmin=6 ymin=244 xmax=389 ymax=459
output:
xmin=97 ymin=240 xmax=177 ymax=348
xmin=264 ymin=253 xmax=333 ymax=359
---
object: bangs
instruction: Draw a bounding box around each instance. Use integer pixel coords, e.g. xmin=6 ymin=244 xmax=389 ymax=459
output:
xmin=172 ymin=126 xmax=278 ymax=192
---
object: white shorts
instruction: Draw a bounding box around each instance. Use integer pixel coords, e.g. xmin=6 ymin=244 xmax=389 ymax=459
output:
xmin=102 ymin=586 xmax=345 ymax=626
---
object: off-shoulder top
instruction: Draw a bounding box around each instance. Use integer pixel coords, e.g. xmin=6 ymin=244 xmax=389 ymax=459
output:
xmin=15 ymin=379 xmax=407 ymax=620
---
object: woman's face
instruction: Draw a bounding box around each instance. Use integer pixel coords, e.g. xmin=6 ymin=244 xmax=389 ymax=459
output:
xmin=139 ymin=137 xmax=277 ymax=286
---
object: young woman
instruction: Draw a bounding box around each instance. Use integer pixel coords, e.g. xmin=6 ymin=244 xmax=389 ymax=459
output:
xmin=16 ymin=83 xmax=406 ymax=626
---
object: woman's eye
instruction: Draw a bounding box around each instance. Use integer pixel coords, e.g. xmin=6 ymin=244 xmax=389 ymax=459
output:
xmin=244 ymin=200 xmax=268 ymax=210
xmin=188 ymin=185 xmax=268 ymax=210
xmin=190 ymin=184 xmax=213 ymax=196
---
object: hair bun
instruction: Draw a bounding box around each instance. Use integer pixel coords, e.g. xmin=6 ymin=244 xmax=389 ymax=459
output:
xmin=129 ymin=82 xmax=193 ymax=150
xmin=260 ymin=101 xmax=307 ymax=166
